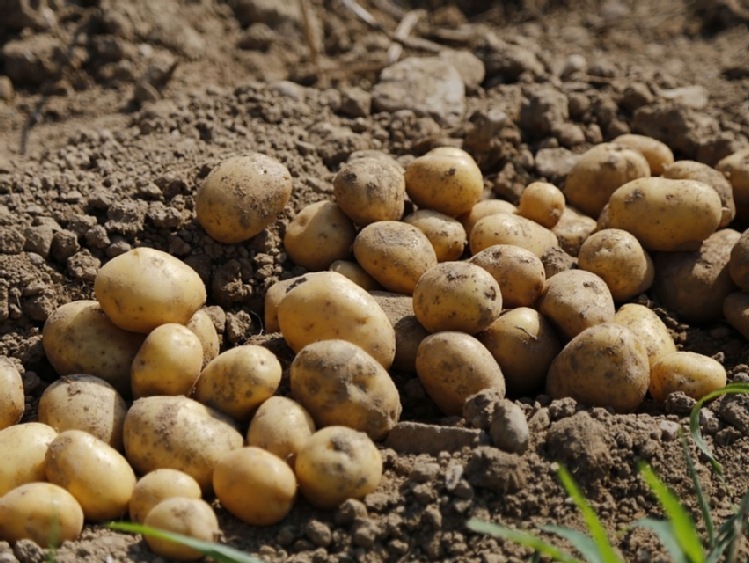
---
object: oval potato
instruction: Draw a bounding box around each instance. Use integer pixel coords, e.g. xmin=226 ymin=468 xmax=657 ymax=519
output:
xmin=0 ymin=422 xmax=57 ymax=497
xmin=613 ymin=303 xmax=676 ymax=367
xmin=403 ymin=209 xmax=467 ymax=262
xmin=333 ymin=156 xmax=405 ymax=226
xmin=650 ymin=351 xmax=726 ymax=402
xmin=470 ymin=213 xmax=558 ymax=258
xmin=518 ymin=182 xmax=565 ymax=228
xmin=662 ymin=160 xmax=735 ymax=228
xmin=129 ymin=469 xmax=202 ymax=524
xmin=186 ymin=309 xmax=220 ymax=368
xmin=459 ymin=198 xmax=517 ymax=236
xmin=329 ymin=260 xmax=382 ymax=291
xmin=613 ymin=133 xmax=674 ymax=175
xmin=246 ymin=396 xmax=316 ymax=461
xmin=0 ymin=357 xmax=23 ymax=430
xmin=143 ymin=498 xmax=220 ymax=560
xmin=284 ymin=200 xmax=357 ymax=270
xmin=469 ymin=244 xmax=545 ymax=309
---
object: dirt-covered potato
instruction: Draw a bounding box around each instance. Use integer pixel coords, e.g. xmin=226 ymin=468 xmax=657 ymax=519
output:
xmin=607 ymin=177 xmax=722 ymax=251
xmin=551 ymin=206 xmax=597 ymax=257
xmin=403 ymin=209 xmax=467 ymax=262
xmin=404 ymin=148 xmax=484 ymax=216
xmin=294 ymin=426 xmax=382 ymax=509
xmin=413 ymin=262 xmax=502 ymax=334
xmin=329 ymin=260 xmax=381 ymax=290
xmin=459 ymin=198 xmax=517 ymax=236
xmin=264 ymin=273 xmax=329 ymax=333
xmin=518 ymin=182 xmax=565 ymax=228
xmin=470 ymin=213 xmax=559 ymax=258
xmin=290 ymin=339 xmax=401 ymax=440
xmin=284 ymin=200 xmax=357 ymax=270
xmin=0 ymin=357 xmax=22 ymax=430
xmin=131 ymin=323 xmax=204 ymax=399
xmin=195 ymin=153 xmax=293 ymax=243
xmin=194 ymin=345 xmax=282 ymax=422
xmin=479 ymin=308 xmax=562 ymax=397
xmin=45 ymin=430 xmax=136 ymax=521
xmin=724 ymin=292 xmax=749 ymax=341
xmin=352 ymin=221 xmax=438 ymax=294
xmin=578 ymin=229 xmax=654 ymax=301
xmin=214 ymin=447 xmax=297 ymax=526
xmin=613 ymin=304 xmax=676 ymax=367
xmin=546 ymin=323 xmax=650 ymax=412
xmin=729 ymin=228 xmax=749 ymax=291
xmin=38 ymin=375 xmax=127 ymax=450
xmin=416 ymin=331 xmax=506 ymax=415
xmin=538 ymin=270 xmax=615 ymax=340
xmin=650 ymin=351 xmax=726 ymax=402
xmin=613 ymin=134 xmax=674 ymax=175
xmin=0 ymin=483 xmax=83 ymax=547
xmin=186 ymin=308 xmax=220 ymax=368
xmin=0 ymin=423 xmax=57 ymax=497
xmin=277 ymin=271 xmax=396 ymax=369
xmin=42 ymin=300 xmax=145 ymax=396
xmin=469 ymin=244 xmax=545 ymax=309
xmin=246 ymin=396 xmax=316 ymax=461
xmin=129 ymin=469 xmax=202 ymax=523
xmin=333 ymin=155 xmax=405 ymax=225
xmin=143 ymin=498 xmax=220 ymax=560
xmin=718 ymin=147 xmax=749 ymax=216
xmin=371 ymin=291 xmax=429 ymax=374
xmin=123 ymin=395 xmax=243 ymax=491
xmin=653 ymin=229 xmax=741 ymax=323
xmin=662 ymin=160 xmax=735 ymax=227
xmin=95 ymin=247 xmax=207 ymax=333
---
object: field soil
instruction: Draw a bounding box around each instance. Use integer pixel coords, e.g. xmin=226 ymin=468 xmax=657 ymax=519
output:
xmin=2 ymin=0 xmax=749 ymax=561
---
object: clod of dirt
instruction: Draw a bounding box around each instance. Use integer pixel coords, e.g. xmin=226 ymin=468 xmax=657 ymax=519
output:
xmin=384 ymin=421 xmax=489 ymax=455
xmin=464 ymin=447 xmax=528 ymax=493
xmin=463 ymin=388 xmax=504 ymax=429
xmin=545 ymin=411 xmax=613 ymax=486
xmin=489 ymin=400 xmax=529 ymax=454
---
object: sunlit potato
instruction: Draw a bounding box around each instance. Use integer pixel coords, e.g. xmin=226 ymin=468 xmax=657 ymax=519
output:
xmin=0 ymin=357 xmax=23 ymax=430
xmin=517 ymin=182 xmax=565 ymax=228
xmin=0 ymin=422 xmax=57 ymax=497
xmin=403 ymin=209 xmax=467 ymax=262
xmin=246 ymin=396 xmax=316 ymax=462
xmin=649 ymin=351 xmax=726 ymax=402
xmin=333 ymin=155 xmax=405 ymax=225
xmin=143 ymin=498 xmax=221 ymax=561
xmin=129 ymin=469 xmax=202 ymax=524
xmin=284 ymin=200 xmax=357 ymax=270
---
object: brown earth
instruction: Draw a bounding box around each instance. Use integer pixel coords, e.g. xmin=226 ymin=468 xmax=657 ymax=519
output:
xmin=2 ymin=0 xmax=749 ymax=561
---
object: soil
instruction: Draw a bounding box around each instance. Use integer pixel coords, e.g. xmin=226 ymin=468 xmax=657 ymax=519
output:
xmin=2 ymin=0 xmax=749 ymax=561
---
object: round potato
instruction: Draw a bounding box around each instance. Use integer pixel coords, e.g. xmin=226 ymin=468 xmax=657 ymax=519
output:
xmin=352 ymin=221 xmax=438 ymax=294
xmin=0 ymin=357 xmax=23 ymax=430
xmin=551 ymin=206 xmax=597 ymax=257
xmin=284 ymin=200 xmax=357 ymax=270
xmin=416 ymin=331 xmax=506 ymax=416
xmin=470 ymin=213 xmax=559 ymax=258
xmin=650 ymin=351 xmax=726 ymax=402
xmin=290 ymin=340 xmax=401 ymax=440
xmin=195 ymin=153 xmax=293 ymax=243
xmin=370 ymin=291 xmax=429 ymax=374
xmin=403 ymin=209 xmax=467 ymax=262
xmin=0 ymin=483 xmax=83 ymax=547
xmin=518 ymin=182 xmax=565 ymax=228
xmin=729 ymin=228 xmax=749 ymax=291
xmin=718 ymin=147 xmax=749 ymax=214
xmin=194 ymin=345 xmax=282 ymax=422
xmin=294 ymin=426 xmax=382 ymax=509
xmin=329 ymin=260 xmax=382 ymax=291
xmin=186 ymin=308 xmax=220 ymax=368
xmin=459 ymin=198 xmax=517 ymax=236
xmin=613 ymin=303 xmax=676 ymax=367
xmin=613 ymin=133 xmax=674 ymax=175
xmin=246 ymin=396 xmax=316 ymax=461
xmin=546 ymin=323 xmax=650 ymax=412
xmin=143 ymin=498 xmax=220 ymax=561
xmin=662 ymin=160 xmax=735 ymax=228
xmin=0 ymin=422 xmax=57 ymax=497
xmin=95 ymin=247 xmax=207 ymax=333
xmin=469 ymin=244 xmax=545 ymax=308
xmin=129 ymin=469 xmax=202 ymax=524
xmin=333 ymin=156 xmax=405 ymax=226
xmin=264 ymin=273 xmax=329 ymax=333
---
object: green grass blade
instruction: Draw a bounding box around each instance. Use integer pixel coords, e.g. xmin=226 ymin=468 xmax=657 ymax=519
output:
xmin=542 ymin=525 xmax=616 ymax=563
xmin=708 ymin=491 xmax=749 ymax=563
xmin=680 ymin=430 xmax=714 ymax=546
xmin=467 ymin=520 xmax=583 ymax=563
xmin=630 ymin=518 xmax=691 ymax=563
xmin=107 ymin=522 xmax=264 ymax=563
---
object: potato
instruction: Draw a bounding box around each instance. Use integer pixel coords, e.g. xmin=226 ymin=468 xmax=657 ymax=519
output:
xmin=294 ymin=426 xmax=382 ymax=509
xmin=38 ymin=375 xmax=127 ymax=450
xmin=186 ymin=309 xmax=220 ymax=368
xmin=129 ymin=469 xmax=202 ymax=523
xmin=214 ymin=447 xmax=296 ymax=526
xmin=371 ymin=291 xmax=429 ymax=374
xmin=564 ymin=143 xmax=651 ymax=218
xmin=0 ymin=357 xmax=22 ymax=430
xmin=290 ymin=340 xmax=401 ymax=440
xmin=277 ymin=271 xmax=396 ymax=369
xmin=131 ymin=323 xmax=204 ymax=399
xmin=143 ymin=498 xmax=220 ymax=561
xmin=724 ymin=292 xmax=749 ymax=341
xmin=650 ymin=351 xmax=726 ymax=402
xmin=246 ymin=396 xmax=316 ymax=461
xmin=613 ymin=133 xmax=674 ymax=175
xmin=479 ymin=308 xmax=562 ymax=397
xmin=538 ymin=270 xmax=615 ymax=340
xmin=607 ymin=177 xmax=722 ymax=251
xmin=0 ymin=423 xmax=57 ymax=497
xmin=45 ymin=430 xmax=136 ymax=521
xmin=518 ymin=182 xmax=565 ymax=228
xmin=469 ymin=244 xmax=545 ymax=308
xmin=264 ymin=273 xmax=329 ymax=333
xmin=123 ymin=395 xmax=243 ymax=491
xmin=333 ymin=156 xmax=405 ymax=225
xmin=459 ymin=198 xmax=516 ymax=236
xmin=662 ymin=161 xmax=735 ymax=227
xmin=413 ymin=262 xmax=502 ymax=335
xmin=403 ymin=209 xmax=467 ymax=262
xmin=546 ymin=323 xmax=650 ymax=412
xmin=613 ymin=304 xmax=676 ymax=367
xmin=729 ymin=228 xmax=749 ymax=291
xmin=470 ymin=213 xmax=559 ymax=258
xmin=284 ymin=200 xmax=356 ymax=270
xmin=578 ymin=229 xmax=654 ymax=301
xmin=195 ymin=153 xmax=293 ymax=243
xmin=0 ymin=483 xmax=83 ymax=547
xmin=352 ymin=221 xmax=438 ymax=294
xmin=329 ymin=260 xmax=381 ymax=290
xmin=194 ymin=345 xmax=282 ymax=422
xmin=718 ymin=147 xmax=749 ymax=213
xmin=404 ymin=149 xmax=484 ymax=216
xmin=95 ymin=247 xmax=207 ymax=333
xmin=416 ymin=331 xmax=506 ymax=415
xmin=551 ymin=206 xmax=597 ymax=257
xmin=42 ymin=300 xmax=145 ymax=396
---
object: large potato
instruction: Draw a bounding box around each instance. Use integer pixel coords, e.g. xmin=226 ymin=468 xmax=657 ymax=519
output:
xmin=403 ymin=209 xmax=467 ymax=262
xmin=613 ymin=304 xmax=676 ymax=367
xmin=469 ymin=244 xmax=545 ymax=308
xmin=662 ymin=160 xmax=735 ymax=228
xmin=518 ymin=182 xmax=565 ymax=228
xmin=284 ymin=200 xmax=357 ymax=270
xmin=729 ymin=228 xmax=749 ymax=291
xmin=371 ymin=291 xmax=429 ymax=374
xmin=650 ymin=351 xmax=726 ymax=402
xmin=186 ymin=308 xmax=220 ymax=368
xmin=333 ymin=155 xmax=405 ymax=225
xmin=246 ymin=396 xmax=316 ymax=461
xmin=613 ymin=133 xmax=674 ymax=175
xmin=143 ymin=498 xmax=220 ymax=561
xmin=0 ymin=357 xmax=23 ymax=430
xmin=470 ymin=213 xmax=558 ymax=258
xmin=95 ymin=247 xmax=207 ymax=333
xmin=290 ymin=339 xmax=401 ymax=440
xmin=0 ymin=422 xmax=57 ymax=497
xmin=195 ymin=153 xmax=293 ymax=243
xmin=459 ymin=198 xmax=517 ymax=236
xmin=129 ymin=469 xmax=202 ymax=523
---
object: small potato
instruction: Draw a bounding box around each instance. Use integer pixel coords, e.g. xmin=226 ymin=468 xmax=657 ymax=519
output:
xmin=0 ymin=483 xmax=83 ymax=547
xmin=186 ymin=309 xmax=220 ymax=368
xmin=613 ymin=133 xmax=674 ymax=175
xmin=403 ymin=209 xmax=467 ymax=262
xmin=129 ymin=469 xmax=202 ymax=523
xmin=143 ymin=498 xmax=220 ymax=561
xmin=650 ymin=351 xmax=726 ymax=402
xmin=578 ymin=229 xmax=654 ymax=301
xmin=371 ymin=291 xmax=429 ymax=374
xmin=469 ymin=244 xmax=545 ymax=308
xmin=0 ymin=423 xmax=57 ymax=497
xmin=131 ymin=323 xmax=204 ymax=399
xmin=294 ymin=426 xmax=382 ymax=509
xmin=95 ymin=247 xmax=207 ymax=333
xmin=718 ymin=148 xmax=749 ymax=214
xmin=613 ymin=304 xmax=676 ymax=367
xmin=329 ymin=260 xmax=381 ymax=291
xmin=470 ymin=213 xmax=559 ymax=258
xmin=0 ymin=357 xmax=22 ymax=430
xmin=333 ymin=156 xmax=405 ymax=225
xmin=214 ymin=447 xmax=296 ymax=526
xmin=264 ymin=273 xmax=329 ymax=333
xmin=352 ymin=221 xmax=438 ymax=294
xmin=284 ymin=200 xmax=357 ymax=270
xmin=518 ymin=182 xmax=565 ymax=228
xmin=195 ymin=153 xmax=293 ymax=243
xmin=459 ymin=198 xmax=517 ymax=236
xmin=413 ymin=262 xmax=502 ymax=335
xmin=546 ymin=323 xmax=650 ymax=412
xmin=551 ymin=206 xmax=597 ymax=257
xmin=194 ymin=345 xmax=282 ymax=422
xmin=38 ymin=375 xmax=127 ymax=449
xmin=729 ymin=228 xmax=749 ymax=291
xmin=290 ymin=340 xmax=401 ymax=440
xmin=247 ymin=396 xmax=316 ymax=461
xmin=45 ymin=430 xmax=136 ymax=522
xmin=662 ymin=160 xmax=735 ymax=228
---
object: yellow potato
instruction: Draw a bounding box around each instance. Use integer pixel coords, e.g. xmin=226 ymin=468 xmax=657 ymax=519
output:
xmin=662 ymin=160 xmax=735 ymax=228
xmin=129 ymin=469 xmax=202 ymax=523
xmin=333 ymin=156 xmax=405 ymax=225
xmin=469 ymin=244 xmax=545 ymax=308
xmin=370 ymin=291 xmax=429 ymax=374
xmin=246 ymin=396 xmax=316 ymax=461
xmin=264 ymin=273 xmax=329 ymax=333
xmin=613 ymin=304 xmax=676 ymax=367
xmin=196 ymin=153 xmax=293 ymax=243
xmin=552 ymin=206 xmax=597 ymax=257
xmin=403 ymin=209 xmax=467 ymax=262
xmin=650 ymin=351 xmax=726 ymax=402
xmin=613 ymin=133 xmax=674 ymax=175
xmin=329 ymin=260 xmax=382 ymax=291
xmin=0 ymin=357 xmax=23 ymax=430
xmin=284 ymin=200 xmax=357 ymax=270
xmin=143 ymin=498 xmax=220 ymax=561
xmin=459 ymin=198 xmax=517 ymax=236
xmin=718 ymin=147 xmax=749 ymax=215
xmin=470 ymin=213 xmax=558 ymax=258
xmin=0 ymin=422 xmax=57 ymax=497
xmin=186 ymin=308 xmax=220 ymax=368
xmin=518 ymin=182 xmax=565 ymax=228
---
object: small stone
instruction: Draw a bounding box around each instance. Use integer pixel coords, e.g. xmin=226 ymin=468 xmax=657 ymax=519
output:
xmin=489 ymin=400 xmax=529 ymax=454
xmin=50 ymin=230 xmax=79 ymax=262
xmin=13 ymin=540 xmax=45 ymax=563
xmin=385 ymin=421 xmax=490 ymax=455
xmin=23 ymin=225 xmax=55 ymax=258
xmin=304 ymin=520 xmax=332 ymax=548
xmin=658 ymin=420 xmax=681 ymax=441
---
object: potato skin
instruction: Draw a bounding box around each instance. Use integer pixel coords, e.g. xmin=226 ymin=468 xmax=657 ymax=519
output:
xmin=552 ymin=206 xmax=597 ymax=257
xmin=246 ymin=396 xmax=316 ymax=461
xmin=0 ymin=357 xmax=23 ymax=430
xmin=459 ymin=198 xmax=517 ymax=236
xmin=469 ymin=244 xmax=545 ymax=309
xmin=186 ymin=309 xmax=220 ymax=368
xmin=518 ymin=182 xmax=565 ymax=228
xmin=143 ymin=498 xmax=220 ymax=560
xmin=613 ymin=134 xmax=674 ymax=175
xmin=129 ymin=469 xmax=202 ymax=524
xmin=403 ymin=209 xmax=467 ymax=262
xmin=470 ymin=213 xmax=559 ymax=258
xmin=650 ymin=351 xmax=726 ymax=402
xmin=333 ymin=156 xmax=405 ymax=225
xmin=284 ymin=200 xmax=357 ymax=270
xmin=264 ymin=273 xmax=329 ymax=333
xmin=613 ymin=304 xmax=676 ymax=367
xmin=0 ymin=422 xmax=57 ymax=497
xmin=662 ymin=160 xmax=735 ymax=228
xmin=729 ymin=228 xmax=749 ymax=291
xmin=329 ymin=260 xmax=382 ymax=291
